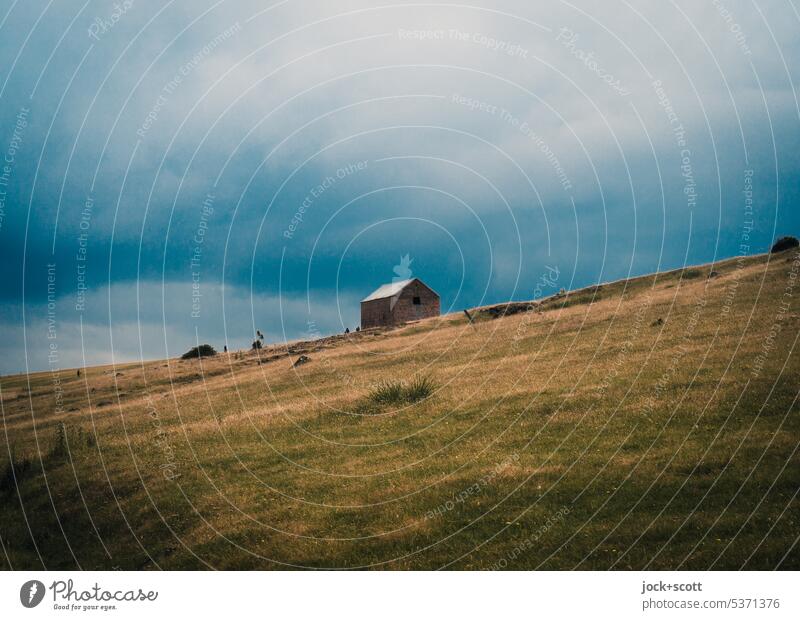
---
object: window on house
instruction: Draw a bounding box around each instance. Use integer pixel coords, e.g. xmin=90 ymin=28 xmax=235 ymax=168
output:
xmin=413 ymin=296 xmax=421 ymax=305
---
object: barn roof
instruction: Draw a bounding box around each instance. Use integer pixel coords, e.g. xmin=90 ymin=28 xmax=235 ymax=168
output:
xmin=361 ymin=279 xmax=415 ymax=302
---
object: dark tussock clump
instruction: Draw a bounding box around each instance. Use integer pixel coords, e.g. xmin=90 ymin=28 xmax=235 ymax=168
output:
xmin=404 ymin=376 xmax=436 ymax=402
xmin=770 ymin=236 xmax=799 ymax=253
xmin=181 ymin=344 xmax=217 ymax=360
xmin=367 ymin=376 xmax=436 ymax=406
xmin=369 ymin=380 xmax=406 ymax=405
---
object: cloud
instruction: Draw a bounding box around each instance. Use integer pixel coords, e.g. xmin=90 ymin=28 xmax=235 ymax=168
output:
xmin=0 ymin=0 xmax=798 ymax=373
xmin=0 ymin=279 xmax=359 ymax=374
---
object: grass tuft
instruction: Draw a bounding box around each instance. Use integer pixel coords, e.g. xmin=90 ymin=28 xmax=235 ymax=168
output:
xmin=404 ymin=376 xmax=436 ymax=402
xmin=366 ymin=376 xmax=436 ymax=408
xmin=369 ymin=380 xmax=406 ymax=405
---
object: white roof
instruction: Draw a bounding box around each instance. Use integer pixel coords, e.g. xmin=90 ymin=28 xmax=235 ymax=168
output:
xmin=361 ymin=279 xmax=414 ymax=302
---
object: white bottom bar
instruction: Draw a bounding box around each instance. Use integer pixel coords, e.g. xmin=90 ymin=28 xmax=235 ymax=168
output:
xmin=1 ymin=571 xmax=796 ymax=619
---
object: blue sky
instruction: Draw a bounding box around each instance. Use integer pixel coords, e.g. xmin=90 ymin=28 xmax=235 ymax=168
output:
xmin=0 ymin=0 xmax=798 ymax=373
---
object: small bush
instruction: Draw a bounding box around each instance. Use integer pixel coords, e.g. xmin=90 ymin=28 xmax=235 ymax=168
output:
xmin=367 ymin=376 xmax=436 ymax=407
xmin=771 ymin=236 xmax=799 ymax=253
xmin=682 ymin=269 xmax=702 ymax=279
xmin=181 ymin=344 xmax=217 ymax=360
xmin=251 ymin=340 xmax=262 ymax=350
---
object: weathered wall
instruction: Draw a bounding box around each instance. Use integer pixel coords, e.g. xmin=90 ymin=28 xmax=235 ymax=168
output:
xmin=360 ymin=280 xmax=440 ymax=329
xmin=360 ymin=298 xmax=392 ymax=329
xmin=389 ymin=281 xmax=440 ymax=324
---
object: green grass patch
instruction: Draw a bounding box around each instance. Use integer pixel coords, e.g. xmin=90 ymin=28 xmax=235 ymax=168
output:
xmin=366 ymin=376 xmax=436 ymax=407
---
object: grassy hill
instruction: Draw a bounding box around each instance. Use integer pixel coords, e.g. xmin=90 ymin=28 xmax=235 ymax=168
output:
xmin=1 ymin=251 xmax=799 ymax=570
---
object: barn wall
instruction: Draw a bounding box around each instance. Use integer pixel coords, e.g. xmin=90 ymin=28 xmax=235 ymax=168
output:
xmin=389 ymin=281 xmax=440 ymax=323
xmin=361 ymin=280 xmax=440 ymax=329
xmin=360 ymin=298 xmax=391 ymax=329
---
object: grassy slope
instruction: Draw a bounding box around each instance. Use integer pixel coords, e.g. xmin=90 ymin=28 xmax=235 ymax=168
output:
xmin=1 ymin=252 xmax=798 ymax=570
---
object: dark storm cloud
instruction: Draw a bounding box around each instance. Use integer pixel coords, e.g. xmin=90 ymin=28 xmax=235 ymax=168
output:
xmin=0 ymin=0 xmax=798 ymax=372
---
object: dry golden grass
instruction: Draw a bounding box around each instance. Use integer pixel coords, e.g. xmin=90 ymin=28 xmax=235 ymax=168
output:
xmin=1 ymin=251 xmax=799 ymax=569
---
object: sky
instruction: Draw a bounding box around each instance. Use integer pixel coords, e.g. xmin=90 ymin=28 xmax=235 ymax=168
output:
xmin=0 ymin=0 xmax=798 ymax=374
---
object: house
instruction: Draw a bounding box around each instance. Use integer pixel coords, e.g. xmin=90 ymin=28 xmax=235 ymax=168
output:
xmin=361 ymin=278 xmax=440 ymax=329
